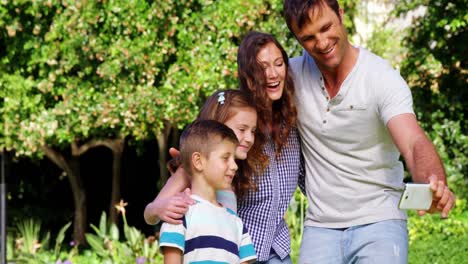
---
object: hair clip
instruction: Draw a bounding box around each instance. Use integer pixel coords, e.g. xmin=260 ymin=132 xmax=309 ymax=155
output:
xmin=217 ymin=92 xmax=225 ymax=105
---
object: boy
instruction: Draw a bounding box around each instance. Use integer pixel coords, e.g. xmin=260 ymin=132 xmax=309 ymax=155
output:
xmin=159 ymin=120 xmax=257 ymax=264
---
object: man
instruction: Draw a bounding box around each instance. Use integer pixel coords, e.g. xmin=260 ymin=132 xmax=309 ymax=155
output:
xmin=283 ymin=0 xmax=455 ymax=263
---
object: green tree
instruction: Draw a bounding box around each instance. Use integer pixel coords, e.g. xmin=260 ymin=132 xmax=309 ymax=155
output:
xmin=0 ymin=0 xmax=360 ymax=245
xmin=395 ymin=0 xmax=467 ymax=196
xmin=0 ymin=0 xmax=192 ymax=244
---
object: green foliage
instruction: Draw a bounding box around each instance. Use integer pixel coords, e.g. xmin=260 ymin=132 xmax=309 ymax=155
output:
xmin=365 ymin=26 xmax=405 ymax=66
xmin=286 ymin=188 xmax=307 ymax=263
xmin=0 ymin=0 xmax=360 ymax=154
xmin=16 ymin=219 xmax=49 ymax=255
xmin=395 ymin=0 xmax=467 ymax=197
xmin=85 ymin=211 xmax=160 ymax=263
xmin=0 ymin=0 xmax=192 ymax=156
xmin=54 ymin=221 xmax=71 ymax=258
xmin=408 ymin=199 xmax=468 ymax=263
xmin=7 ymin=212 xmax=161 ymax=263
xmin=408 ymin=199 xmax=468 ymax=243
xmin=10 ymin=219 xmax=70 ymax=263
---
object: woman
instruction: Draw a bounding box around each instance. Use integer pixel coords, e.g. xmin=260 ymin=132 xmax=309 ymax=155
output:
xmin=237 ymin=31 xmax=303 ymax=264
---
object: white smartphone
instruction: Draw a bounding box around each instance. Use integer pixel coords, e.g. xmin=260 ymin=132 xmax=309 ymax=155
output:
xmin=398 ymin=183 xmax=433 ymax=210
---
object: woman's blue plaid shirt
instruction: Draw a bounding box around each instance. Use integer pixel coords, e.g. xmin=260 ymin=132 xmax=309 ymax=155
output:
xmin=238 ymin=127 xmax=305 ymax=261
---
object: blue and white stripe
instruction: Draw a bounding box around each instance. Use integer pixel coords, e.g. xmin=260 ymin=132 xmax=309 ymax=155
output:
xmin=160 ymin=195 xmax=257 ymax=263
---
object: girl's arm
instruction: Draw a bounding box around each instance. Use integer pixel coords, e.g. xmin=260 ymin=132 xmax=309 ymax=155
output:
xmin=144 ymin=166 xmax=193 ymax=225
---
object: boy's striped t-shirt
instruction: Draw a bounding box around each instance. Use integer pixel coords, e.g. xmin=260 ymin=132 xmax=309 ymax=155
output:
xmin=159 ymin=194 xmax=257 ymax=263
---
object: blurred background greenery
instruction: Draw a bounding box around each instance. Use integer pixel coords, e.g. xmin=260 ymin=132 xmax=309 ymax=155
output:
xmin=1 ymin=0 xmax=466 ymax=263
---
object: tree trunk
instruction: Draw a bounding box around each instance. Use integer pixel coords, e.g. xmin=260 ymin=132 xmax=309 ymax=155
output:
xmin=156 ymin=124 xmax=172 ymax=189
xmin=109 ymin=138 xmax=124 ymax=224
xmin=67 ymin=157 xmax=87 ymax=245
xmin=42 ymin=146 xmax=87 ymax=245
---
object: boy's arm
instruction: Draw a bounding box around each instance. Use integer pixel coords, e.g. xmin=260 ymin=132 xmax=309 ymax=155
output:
xmin=239 ymin=223 xmax=257 ymax=263
xmin=163 ymin=247 xmax=183 ymax=264
xmin=160 ymin=220 xmax=186 ymax=264
xmin=144 ymin=167 xmax=193 ymax=225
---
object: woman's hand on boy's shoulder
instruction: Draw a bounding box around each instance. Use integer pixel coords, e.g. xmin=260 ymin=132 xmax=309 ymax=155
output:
xmin=169 ymin=147 xmax=180 ymax=158
xmin=158 ymin=188 xmax=194 ymax=224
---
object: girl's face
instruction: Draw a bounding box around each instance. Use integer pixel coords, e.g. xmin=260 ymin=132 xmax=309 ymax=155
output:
xmin=224 ymin=107 xmax=257 ymax=160
xmin=256 ymin=42 xmax=286 ymax=101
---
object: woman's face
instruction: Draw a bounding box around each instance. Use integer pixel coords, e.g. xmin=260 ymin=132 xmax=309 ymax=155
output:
xmin=224 ymin=107 xmax=257 ymax=160
xmin=256 ymin=42 xmax=286 ymax=101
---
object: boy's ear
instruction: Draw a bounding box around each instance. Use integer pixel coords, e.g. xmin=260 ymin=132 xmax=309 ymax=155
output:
xmin=192 ymin=152 xmax=204 ymax=172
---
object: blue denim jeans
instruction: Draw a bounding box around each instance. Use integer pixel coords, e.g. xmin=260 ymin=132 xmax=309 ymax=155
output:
xmin=298 ymin=220 xmax=408 ymax=264
xmin=256 ymin=254 xmax=292 ymax=264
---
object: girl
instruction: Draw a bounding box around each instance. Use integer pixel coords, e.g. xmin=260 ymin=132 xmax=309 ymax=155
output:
xmin=144 ymin=89 xmax=266 ymax=223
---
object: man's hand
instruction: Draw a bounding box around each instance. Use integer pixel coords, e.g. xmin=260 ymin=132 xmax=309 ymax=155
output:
xmin=155 ymin=188 xmax=194 ymax=224
xmin=418 ymin=175 xmax=455 ymax=218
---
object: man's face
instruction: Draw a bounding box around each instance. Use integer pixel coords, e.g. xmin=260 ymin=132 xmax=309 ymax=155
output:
xmin=291 ymin=4 xmax=347 ymax=72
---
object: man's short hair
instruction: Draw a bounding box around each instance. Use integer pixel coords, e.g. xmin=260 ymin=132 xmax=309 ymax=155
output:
xmin=179 ymin=120 xmax=239 ymax=174
xmin=284 ymin=0 xmax=340 ymax=33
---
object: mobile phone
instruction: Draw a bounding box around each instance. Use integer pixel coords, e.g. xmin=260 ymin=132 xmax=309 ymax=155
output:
xmin=398 ymin=183 xmax=433 ymax=210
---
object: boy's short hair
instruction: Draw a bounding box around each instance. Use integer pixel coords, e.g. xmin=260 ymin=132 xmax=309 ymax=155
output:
xmin=179 ymin=120 xmax=239 ymax=174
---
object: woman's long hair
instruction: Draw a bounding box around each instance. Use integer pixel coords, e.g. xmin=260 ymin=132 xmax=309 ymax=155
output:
xmin=237 ymin=31 xmax=297 ymax=156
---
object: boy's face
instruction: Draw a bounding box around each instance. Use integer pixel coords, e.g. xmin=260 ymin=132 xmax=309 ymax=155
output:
xmin=201 ymin=139 xmax=238 ymax=190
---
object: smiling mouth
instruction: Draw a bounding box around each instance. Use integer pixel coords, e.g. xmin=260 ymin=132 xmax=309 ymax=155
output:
xmin=319 ymin=45 xmax=334 ymax=55
xmin=317 ymin=40 xmax=337 ymax=55
xmin=239 ymin=145 xmax=250 ymax=150
xmin=266 ymin=82 xmax=280 ymax=89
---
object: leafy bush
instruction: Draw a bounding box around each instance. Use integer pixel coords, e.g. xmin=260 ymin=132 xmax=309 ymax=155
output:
xmin=8 ymin=219 xmax=70 ymax=263
xmin=7 ymin=201 xmax=162 ymax=263
xmin=408 ymin=199 xmax=468 ymax=263
xmin=84 ymin=210 xmax=160 ymax=263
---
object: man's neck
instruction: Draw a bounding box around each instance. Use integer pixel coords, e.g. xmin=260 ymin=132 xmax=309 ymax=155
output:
xmin=320 ymin=43 xmax=359 ymax=99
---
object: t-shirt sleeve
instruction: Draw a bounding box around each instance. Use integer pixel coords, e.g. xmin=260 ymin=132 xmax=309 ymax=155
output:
xmin=239 ymin=222 xmax=257 ymax=263
xmin=216 ymin=190 xmax=238 ymax=213
xmin=377 ymin=67 xmax=415 ymax=125
xmin=159 ymin=218 xmax=186 ymax=253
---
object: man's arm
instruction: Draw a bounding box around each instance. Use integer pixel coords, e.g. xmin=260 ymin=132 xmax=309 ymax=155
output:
xmin=143 ymin=167 xmax=193 ymax=225
xmin=163 ymin=247 xmax=183 ymax=264
xmin=387 ymin=113 xmax=455 ymax=217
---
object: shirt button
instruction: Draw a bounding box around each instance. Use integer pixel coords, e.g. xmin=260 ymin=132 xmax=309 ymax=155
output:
xmin=350 ymin=105 xmax=354 ymax=109
xmin=326 ymin=97 xmax=329 ymax=101
xmin=323 ymin=120 xmax=327 ymax=124
xmin=326 ymin=108 xmax=330 ymax=112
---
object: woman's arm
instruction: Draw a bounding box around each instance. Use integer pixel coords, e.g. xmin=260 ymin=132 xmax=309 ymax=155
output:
xmin=143 ymin=167 xmax=193 ymax=225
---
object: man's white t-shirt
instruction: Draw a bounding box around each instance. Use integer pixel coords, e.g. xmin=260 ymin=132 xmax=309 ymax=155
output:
xmin=290 ymin=47 xmax=414 ymax=228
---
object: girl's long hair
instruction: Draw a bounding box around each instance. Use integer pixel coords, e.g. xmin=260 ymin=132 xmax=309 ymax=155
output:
xmin=197 ymin=89 xmax=267 ymax=198
xmin=237 ymin=31 xmax=297 ymax=156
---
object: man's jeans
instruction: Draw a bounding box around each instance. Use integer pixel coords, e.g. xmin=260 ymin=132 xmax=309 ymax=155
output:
xmin=256 ymin=254 xmax=292 ymax=264
xmin=298 ymin=220 xmax=408 ymax=264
